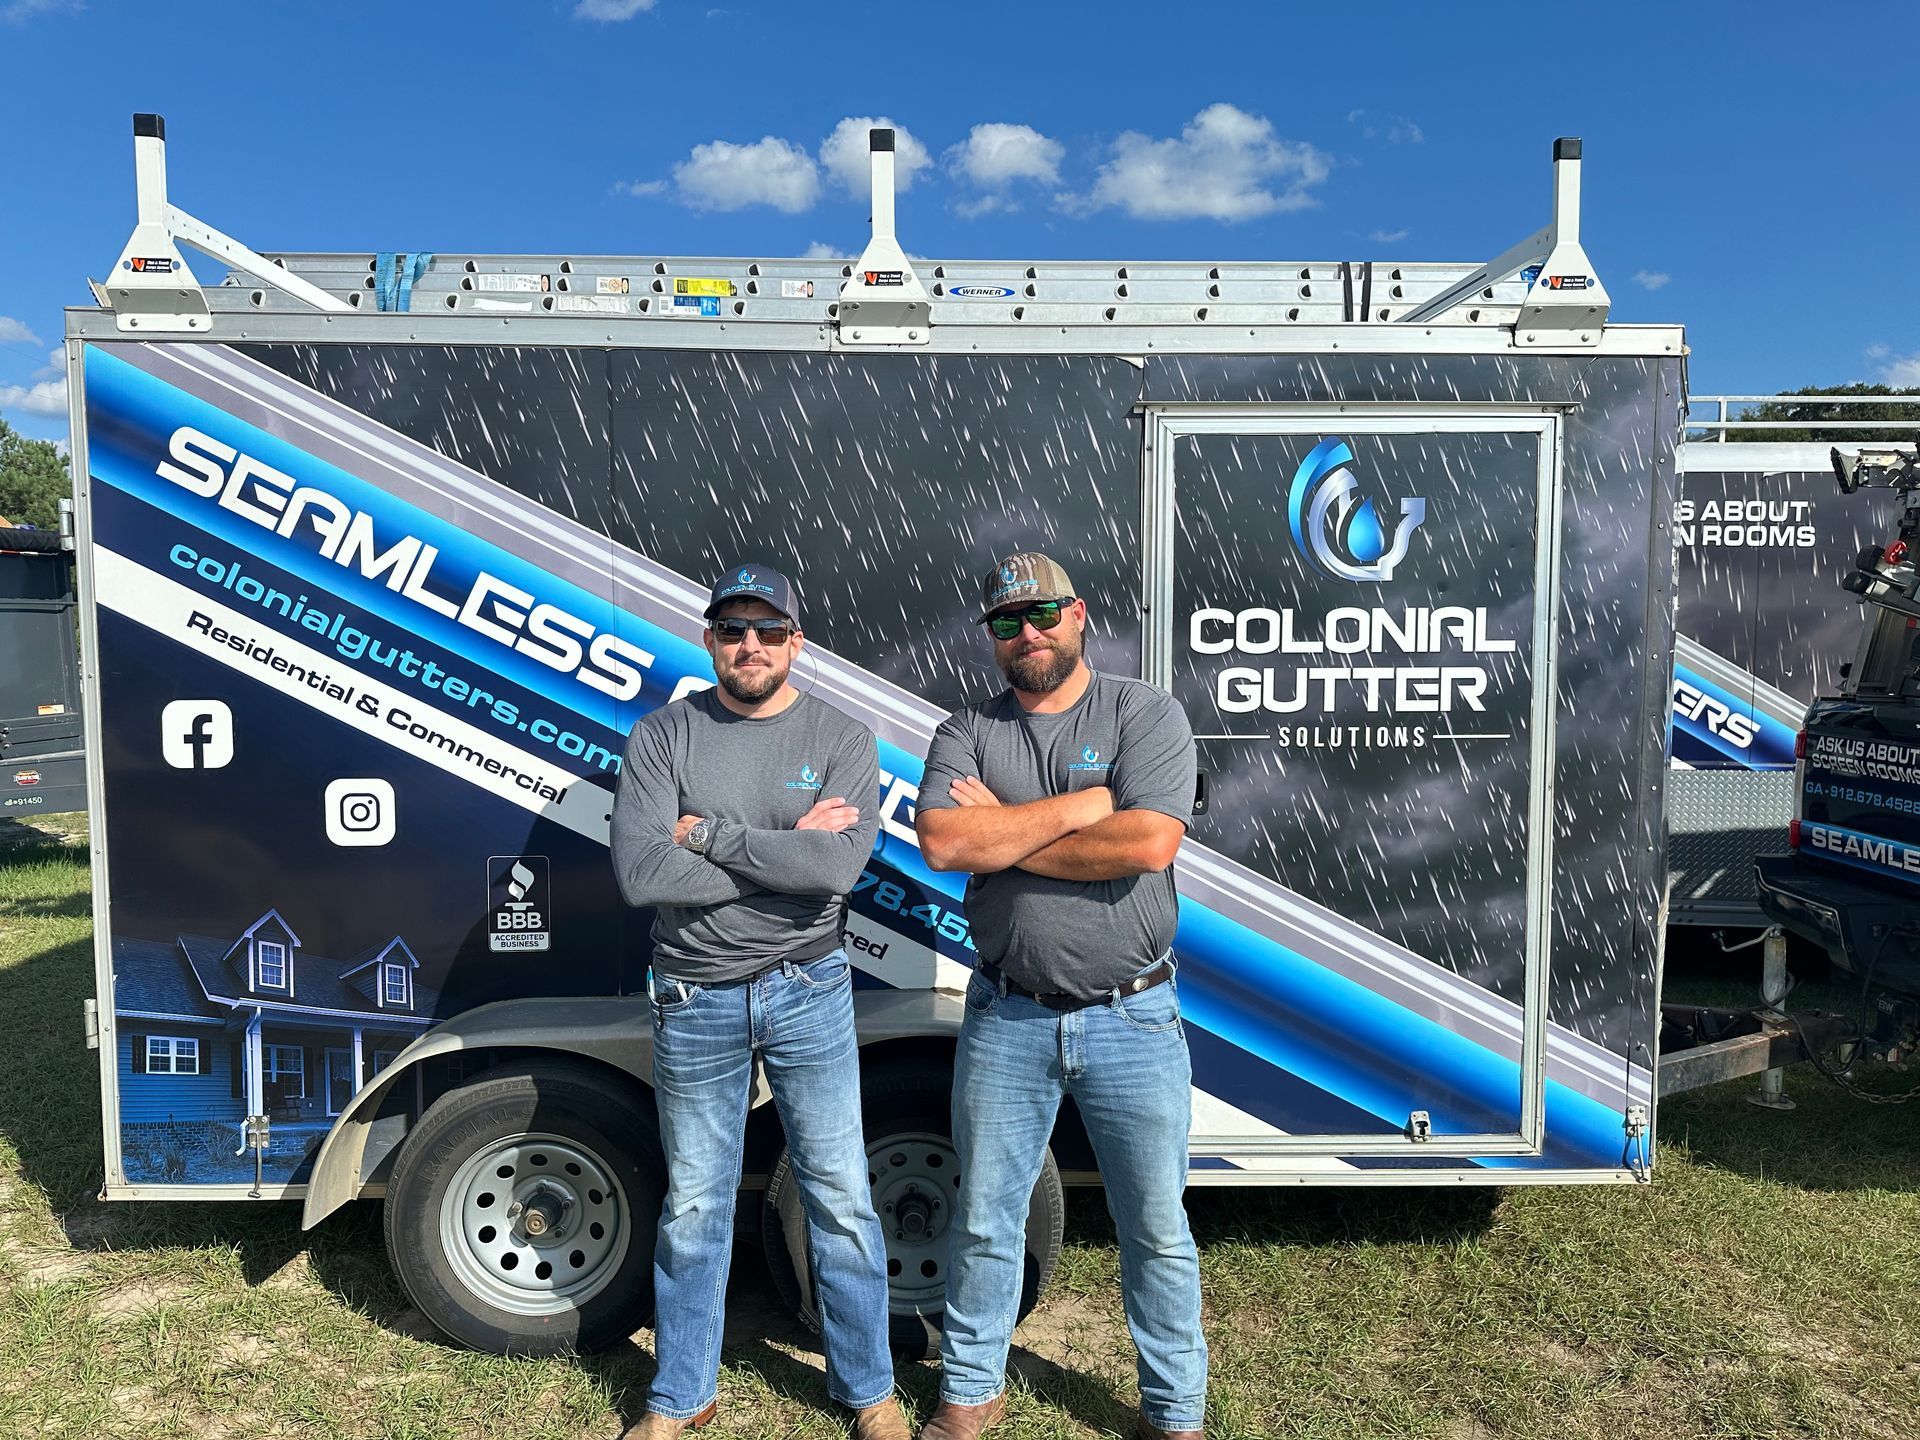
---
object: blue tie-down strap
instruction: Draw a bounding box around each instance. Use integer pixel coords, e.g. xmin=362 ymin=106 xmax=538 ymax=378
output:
xmin=374 ymin=252 xmax=435 ymax=312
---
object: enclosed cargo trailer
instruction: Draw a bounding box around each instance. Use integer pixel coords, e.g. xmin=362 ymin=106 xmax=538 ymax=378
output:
xmin=71 ymin=118 xmax=1683 ymax=1352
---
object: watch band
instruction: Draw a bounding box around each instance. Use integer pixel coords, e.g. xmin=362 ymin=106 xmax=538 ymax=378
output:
xmin=685 ymin=819 xmax=712 ymax=855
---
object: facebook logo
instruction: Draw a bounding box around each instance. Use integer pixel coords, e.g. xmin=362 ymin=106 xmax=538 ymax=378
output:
xmin=160 ymin=700 xmax=234 ymax=769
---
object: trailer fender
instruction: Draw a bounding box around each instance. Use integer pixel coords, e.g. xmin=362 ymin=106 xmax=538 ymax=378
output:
xmin=300 ymin=985 xmax=966 ymax=1228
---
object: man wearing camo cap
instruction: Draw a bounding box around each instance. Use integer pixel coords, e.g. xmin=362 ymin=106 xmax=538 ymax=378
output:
xmin=914 ymin=552 xmax=1207 ymax=1440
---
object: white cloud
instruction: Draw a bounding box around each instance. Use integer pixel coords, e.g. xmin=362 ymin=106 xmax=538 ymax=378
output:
xmin=615 ymin=179 xmax=667 ymax=198
xmin=1347 ymin=108 xmax=1425 ymax=145
xmin=1878 ymin=351 xmax=1920 ymax=388
xmin=1633 ymin=270 xmax=1671 ymax=291
xmin=0 ymin=316 xmax=40 ymax=346
xmin=820 ymin=117 xmax=932 ymax=198
xmin=1865 ymin=343 xmax=1891 ymax=360
xmin=572 ymin=0 xmax=654 ymax=19
xmin=670 ymin=136 xmax=821 ymax=213
xmin=0 ymin=378 xmax=66 ymax=418
xmin=1068 ymin=103 xmax=1331 ymax=222
xmin=801 ymin=241 xmax=840 ymax=260
xmin=948 ymin=123 xmax=1064 ymax=219
xmin=951 ymin=123 xmax=1064 ymax=188
xmin=2 ymin=0 xmax=82 ymax=21
xmin=1369 ymin=228 xmax=1409 ymax=244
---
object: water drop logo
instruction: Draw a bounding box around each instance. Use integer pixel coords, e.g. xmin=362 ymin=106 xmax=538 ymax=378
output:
xmin=738 ymin=568 xmax=754 ymax=585
xmin=1000 ymin=563 xmax=1018 ymax=585
xmin=787 ymin=763 xmax=823 ymax=790
xmin=1287 ymin=437 xmax=1426 ymax=583
xmin=800 ymin=765 xmax=817 ymax=785
xmin=1082 ymin=747 xmax=1099 ymax=764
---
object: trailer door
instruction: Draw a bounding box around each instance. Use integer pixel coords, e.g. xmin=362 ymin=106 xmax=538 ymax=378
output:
xmin=1146 ymin=409 xmax=1561 ymax=1157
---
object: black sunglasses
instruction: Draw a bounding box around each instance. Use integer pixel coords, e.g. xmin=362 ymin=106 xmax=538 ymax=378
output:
xmin=712 ymin=617 xmax=797 ymax=646
xmin=985 ymin=598 xmax=1074 ymax=640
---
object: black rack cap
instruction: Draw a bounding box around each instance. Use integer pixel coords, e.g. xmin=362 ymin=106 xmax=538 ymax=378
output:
xmin=134 ymin=113 xmax=166 ymax=139
xmin=870 ymin=127 xmax=895 ymax=152
xmin=1553 ymin=137 xmax=1581 ymax=161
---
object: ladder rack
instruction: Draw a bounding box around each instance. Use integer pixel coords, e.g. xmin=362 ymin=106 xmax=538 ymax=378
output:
xmin=94 ymin=116 xmax=1611 ymax=347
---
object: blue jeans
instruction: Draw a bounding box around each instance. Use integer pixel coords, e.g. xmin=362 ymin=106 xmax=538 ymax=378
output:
xmin=940 ymin=964 xmax=1207 ymax=1431
xmin=645 ymin=949 xmax=894 ymax=1419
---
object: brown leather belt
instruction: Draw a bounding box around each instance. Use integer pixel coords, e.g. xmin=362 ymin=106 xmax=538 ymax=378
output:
xmin=976 ymin=957 xmax=1174 ymax=1012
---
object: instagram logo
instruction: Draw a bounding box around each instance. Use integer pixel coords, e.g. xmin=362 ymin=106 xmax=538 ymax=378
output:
xmin=324 ymin=778 xmax=396 ymax=847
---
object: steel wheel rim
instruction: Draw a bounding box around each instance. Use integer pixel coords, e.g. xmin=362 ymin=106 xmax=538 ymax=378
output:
xmin=868 ymin=1130 xmax=959 ymax=1316
xmin=438 ymin=1131 xmax=629 ymax=1316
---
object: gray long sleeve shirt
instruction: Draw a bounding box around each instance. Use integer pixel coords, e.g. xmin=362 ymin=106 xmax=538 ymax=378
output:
xmin=611 ymin=687 xmax=881 ymax=983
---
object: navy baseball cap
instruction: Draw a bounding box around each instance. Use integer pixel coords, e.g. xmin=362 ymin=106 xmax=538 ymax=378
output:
xmin=704 ymin=562 xmax=800 ymax=626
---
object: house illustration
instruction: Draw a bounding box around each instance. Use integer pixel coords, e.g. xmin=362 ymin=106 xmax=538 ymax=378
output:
xmin=114 ymin=908 xmax=441 ymax=1182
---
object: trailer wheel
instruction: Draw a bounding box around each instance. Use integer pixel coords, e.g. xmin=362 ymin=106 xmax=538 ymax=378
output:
xmin=382 ymin=1060 xmax=663 ymax=1356
xmin=760 ymin=1058 xmax=1065 ymax=1361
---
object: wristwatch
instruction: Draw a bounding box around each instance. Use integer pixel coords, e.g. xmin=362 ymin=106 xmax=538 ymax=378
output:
xmin=684 ymin=819 xmax=713 ymax=855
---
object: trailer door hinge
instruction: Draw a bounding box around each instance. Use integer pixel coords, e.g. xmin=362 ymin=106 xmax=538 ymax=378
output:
xmin=83 ymin=997 xmax=99 ymax=1050
xmin=1406 ymin=1110 xmax=1432 ymax=1142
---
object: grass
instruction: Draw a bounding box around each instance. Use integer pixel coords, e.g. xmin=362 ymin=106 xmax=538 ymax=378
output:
xmin=1 ymin=820 xmax=1917 ymax=1438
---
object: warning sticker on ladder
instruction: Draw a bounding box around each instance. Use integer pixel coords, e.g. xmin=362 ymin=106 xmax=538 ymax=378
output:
xmin=552 ymin=295 xmax=630 ymax=315
xmin=664 ymin=294 xmax=722 ymax=317
xmin=673 ymin=277 xmax=736 ymax=298
xmin=475 ymin=273 xmax=551 ymax=293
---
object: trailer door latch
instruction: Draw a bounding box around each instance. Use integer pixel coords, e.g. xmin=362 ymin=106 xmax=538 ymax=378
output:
xmin=1406 ymin=1110 xmax=1432 ymax=1142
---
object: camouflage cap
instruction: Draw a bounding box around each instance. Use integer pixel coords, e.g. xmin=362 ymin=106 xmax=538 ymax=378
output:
xmin=977 ymin=551 xmax=1077 ymax=622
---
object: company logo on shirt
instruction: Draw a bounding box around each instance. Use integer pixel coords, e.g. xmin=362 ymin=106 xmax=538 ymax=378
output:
xmin=1069 ymin=746 xmax=1112 ymax=773
xmin=786 ymin=763 xmax=823 ymax=790
xmin=1287 ymin=436 xmax=1426 ymax=583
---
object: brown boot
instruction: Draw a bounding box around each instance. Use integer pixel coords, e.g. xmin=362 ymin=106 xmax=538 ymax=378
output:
xmin=621 ymin=1399 xmax=718 ymax=1439
xmin=1133 ymin=1415 xmax=1202 ymax=1440
xmin=853 ymin=1397 xmax=911 ymax=1440
xmin=915 ymin=1393 xmax=1006 ymax=1440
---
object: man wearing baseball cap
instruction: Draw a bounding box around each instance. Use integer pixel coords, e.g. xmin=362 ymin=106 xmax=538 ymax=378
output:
xmin=914 ymin=552 xmax=1206 ymax=1440
xmin=612 ymin=562 xmax=906 ymax=1440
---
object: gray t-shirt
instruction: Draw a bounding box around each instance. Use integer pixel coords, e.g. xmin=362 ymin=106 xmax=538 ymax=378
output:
xmin=612 ymin=688 xmax=881 ymax=984
xmin=919 ymin=670 xmax=1197 ymax=998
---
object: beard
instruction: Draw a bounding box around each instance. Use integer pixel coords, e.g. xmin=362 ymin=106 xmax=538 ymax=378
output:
xmin=999 ymin=627 xmax=1082 ymax=694
xmin=718 ymin=654 xmax=789 ymax=703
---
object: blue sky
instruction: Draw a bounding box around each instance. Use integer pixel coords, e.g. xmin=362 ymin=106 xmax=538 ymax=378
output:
xmin=3 ymin=0 xmax=1916 ymax=450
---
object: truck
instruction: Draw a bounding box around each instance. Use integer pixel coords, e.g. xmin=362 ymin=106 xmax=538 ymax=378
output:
xmin=2 ymin=512 xmax=87 ymax=822
xmin=70 ymin=116 xmax=1682 ymax=1355
xmin=1755 ymin=440 xmax=1920 ymax=1075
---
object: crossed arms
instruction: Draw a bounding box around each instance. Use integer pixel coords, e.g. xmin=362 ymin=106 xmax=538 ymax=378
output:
xmin=915 ymin=777 xmax=1185 ymax=881
xmin=611 ymin=724 xmax=878 ymax=908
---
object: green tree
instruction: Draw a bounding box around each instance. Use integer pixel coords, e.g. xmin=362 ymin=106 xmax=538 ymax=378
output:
xmin=0 ymin=419 xmax=72 ymax=530
xmin=1721 ymin=383 xmax=1920 ymax=444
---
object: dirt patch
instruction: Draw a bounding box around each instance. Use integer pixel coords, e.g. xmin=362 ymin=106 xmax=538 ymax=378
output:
xmin=95 ymin=1277 xmax=200 ymax=1317
xmin=258 ymin=1252 xmax=313 ymax=1290
xmin=8 ymin=1249 xmax=93 ymax=1287
xmin=0 ymin=812 xmax=88 ymax=850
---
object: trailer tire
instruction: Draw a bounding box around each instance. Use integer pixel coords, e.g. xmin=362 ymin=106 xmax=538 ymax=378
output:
xmin=382 ymin=1060 xmax=663 ymax=1356
xmin=760 ymin=1058 xmax=1065 ymax=1362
